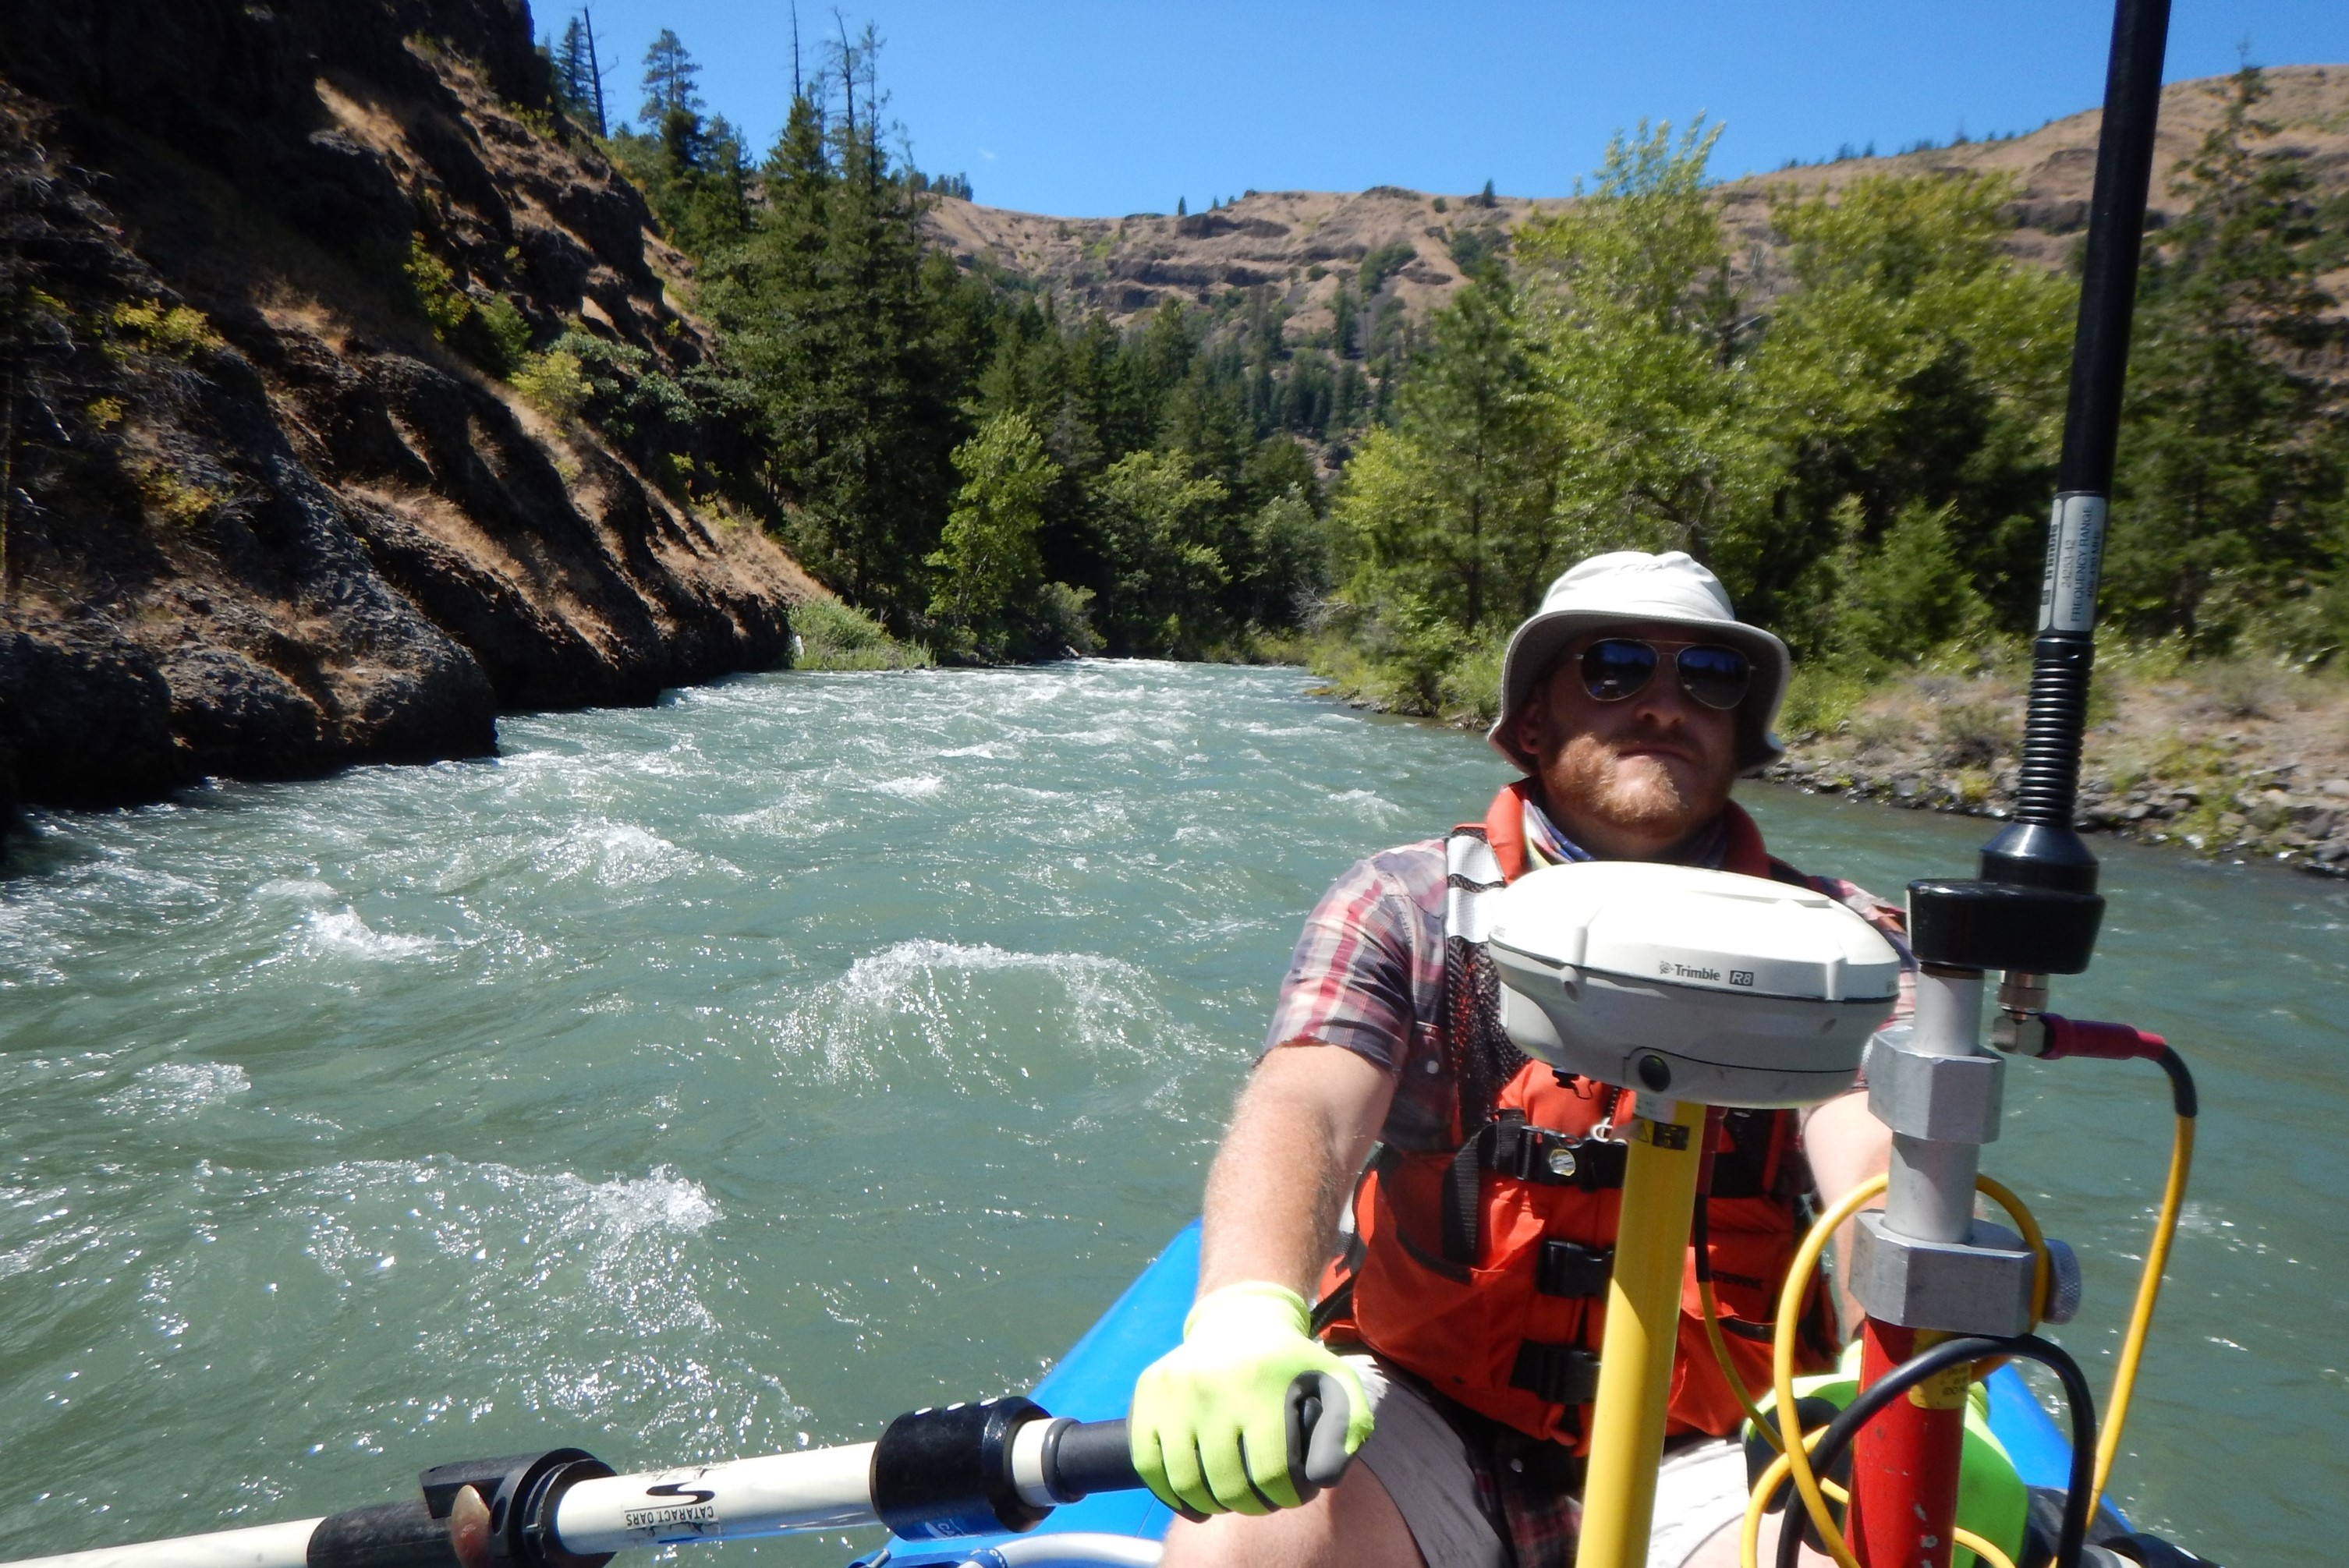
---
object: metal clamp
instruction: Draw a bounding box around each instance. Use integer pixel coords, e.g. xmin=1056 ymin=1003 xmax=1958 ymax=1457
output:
xmin=1864 ymin=1031 xmax=2005 ymax=1145
xmin=1850 ymin=1214 xmax=2037 ymax=1337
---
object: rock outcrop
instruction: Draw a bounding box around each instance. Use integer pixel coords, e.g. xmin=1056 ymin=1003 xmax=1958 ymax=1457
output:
xmin=0 ymin=0 xmax=816 ymax=818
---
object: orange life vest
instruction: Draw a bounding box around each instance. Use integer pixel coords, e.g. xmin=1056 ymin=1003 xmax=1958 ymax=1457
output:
xmin=1316 ymin=782 xmax=1841 ymax=1451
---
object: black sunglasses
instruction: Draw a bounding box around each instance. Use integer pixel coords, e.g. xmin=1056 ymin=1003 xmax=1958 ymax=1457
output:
xmin=1578 ymin=638 xmax=1752 ymax=711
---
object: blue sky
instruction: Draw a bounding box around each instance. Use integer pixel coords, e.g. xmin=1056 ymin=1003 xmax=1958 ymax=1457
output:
xmin=549 ymin=1 xmax=2347 ymax=216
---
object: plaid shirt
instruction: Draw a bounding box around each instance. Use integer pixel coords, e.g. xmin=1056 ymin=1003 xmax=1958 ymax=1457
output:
xmin=1263 ymin=817 xmax=1914 ymax=1155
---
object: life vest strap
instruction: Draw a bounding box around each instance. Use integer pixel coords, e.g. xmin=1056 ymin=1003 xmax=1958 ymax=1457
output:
xmin=1509 ymin=1341 xmax=1602 ymax=1410
xmin=1484 ymin=1114 xmax=1632 ymax=1190
xmin=1441 ymin=1113 xmax=1633 ymax=1264
xmin=1533 ymin=1239 xmax=1614 ymax=1299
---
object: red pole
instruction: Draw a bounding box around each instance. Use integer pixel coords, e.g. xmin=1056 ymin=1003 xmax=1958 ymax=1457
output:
xmin=1847 ymin=1322 xmax=1965 ymax=1568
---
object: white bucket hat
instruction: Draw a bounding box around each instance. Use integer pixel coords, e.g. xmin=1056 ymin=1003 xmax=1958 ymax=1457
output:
xmin=1487 ymin=550 xmax=1791 ymax=773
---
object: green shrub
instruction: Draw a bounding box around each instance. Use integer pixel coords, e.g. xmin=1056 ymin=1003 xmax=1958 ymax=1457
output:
xmin=512 ymin=349 xmax=589 ymax=419
xmin=1436 ymin=625 xmax=1508 ymax=725
xmin=1829 ymin=503 xmax=1993 ymax=665
xmin=1033 ymin=582 xmax=1100 ymax=657
xmin=1935 ymin=699 xmax=2018 ymax=769
xmin=405 ymin=238 xmax=472 ymax=337
xmin=105 ymin=299 xmax=223 ymax=360
xmin=2197 ymin=660 xmax=2294 ymax=720
xmin=475 ymin=293 xmax=532 ymax=373
xmin=405 ymin=235 xmax=532 ymax=374
xmin=1777 ymin=663 xmax=1871 ymax=740
xmin=131 ymin=456 xmax=226 ymax=527
xmin=791 ymin=596 xmax=934 ymax=671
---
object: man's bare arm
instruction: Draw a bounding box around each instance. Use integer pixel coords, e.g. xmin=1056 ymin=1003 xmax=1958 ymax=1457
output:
xmin=1801 ymin=1086 xmax=1894 ymax=1335
xmin=1196 ymin=1043 xmax=1399 ymax=1301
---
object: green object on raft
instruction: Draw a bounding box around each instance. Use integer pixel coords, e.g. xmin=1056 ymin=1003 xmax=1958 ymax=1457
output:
xmin=1745 ymin=1342 xmax=2028 ymax=1568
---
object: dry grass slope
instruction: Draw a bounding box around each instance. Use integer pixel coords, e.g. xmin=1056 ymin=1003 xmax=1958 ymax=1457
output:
xmin=923 ymin=67 xmax=2349 ymax=345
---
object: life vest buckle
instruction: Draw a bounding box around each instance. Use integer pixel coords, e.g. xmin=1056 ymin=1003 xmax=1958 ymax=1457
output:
xmin=1533 ymin=1239 xmax=1614 ymax=1298
xmin=1489 ymin=1122 xmax=1628 ymax=1191
xmin=1508 ymin=1341 xmax=1601 ymax=1407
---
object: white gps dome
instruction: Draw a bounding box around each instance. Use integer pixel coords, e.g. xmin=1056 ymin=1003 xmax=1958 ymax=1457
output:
xmin=1485 ymin=862 xmax=1903 ymax=1110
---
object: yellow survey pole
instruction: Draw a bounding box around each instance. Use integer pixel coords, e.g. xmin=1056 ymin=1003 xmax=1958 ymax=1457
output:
xmin=1573 ymin=1099 xmax=1708 ymax=1568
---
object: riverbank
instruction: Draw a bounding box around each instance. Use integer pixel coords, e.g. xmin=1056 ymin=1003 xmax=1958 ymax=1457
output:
xmin=1765 ymin=649 xmax=2349 ymax=876
xmin=1317 ymin=643 xmax=2349 ymax=878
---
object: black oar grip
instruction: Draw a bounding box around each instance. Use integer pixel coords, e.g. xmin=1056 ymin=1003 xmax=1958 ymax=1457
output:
xmin=1040 ymin=1418 xmax=1141 ymax=1500
xmin=1042 ymin=1377 xmax=1354 ymax=1506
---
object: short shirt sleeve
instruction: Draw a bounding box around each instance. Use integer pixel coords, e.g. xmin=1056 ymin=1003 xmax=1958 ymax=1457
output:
xmin=1263 ymin=841 xmax=1447 ymax=1071
xmin=1262 ymin=841 xmax=1458 ymax=1150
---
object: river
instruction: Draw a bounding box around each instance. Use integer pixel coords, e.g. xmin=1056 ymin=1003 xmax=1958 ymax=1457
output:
xmin=0 ymin=662 xmax=2339 ymax=1567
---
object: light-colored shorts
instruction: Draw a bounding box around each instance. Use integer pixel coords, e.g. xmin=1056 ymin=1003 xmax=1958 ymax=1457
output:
xmin=1348 ymin=1354 xmax=1752 ymax=1568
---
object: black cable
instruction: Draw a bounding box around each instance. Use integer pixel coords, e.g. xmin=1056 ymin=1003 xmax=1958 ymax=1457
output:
xmin=1770 ymin=1336 xmax=1999 ymax=1568
xmin=1770 ymin=1334 xmax=2099 ymax=1568
xmin=2155 ymin=1046 xmax=2196 ymax=1119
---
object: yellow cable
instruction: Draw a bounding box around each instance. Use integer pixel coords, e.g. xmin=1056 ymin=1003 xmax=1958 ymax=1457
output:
xmin=1972 ymin=1172 xmax=2050 ymax=1324
xmin=1738 ymin=1442 xmax=1802 ymax=1568
xmin=1769 ymin=1175 xmax=1884 ymax=1568
xmin=2089 ymin=1112 xmax=2194 ymax=1521
xmin=1738 ymin=1451 xmax=2015 ymax=1568
xmin=1962 ymin=1171 xmax=2052 ymax=1380
xmin=1738 ymin=1098 xmax=2188 ymax=1563
xmin=1954 ymin=1523 xmax=2021 ymax=1568
xmin=1699 ymin=1170 xmax=2041 ymax=1453
xmin=1764 ymin=1173 xmax=2052 ymax=1568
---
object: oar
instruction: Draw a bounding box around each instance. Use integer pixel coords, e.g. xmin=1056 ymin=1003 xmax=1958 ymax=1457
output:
xmin=0 ymin=1384 xmax=1351 ymax=1568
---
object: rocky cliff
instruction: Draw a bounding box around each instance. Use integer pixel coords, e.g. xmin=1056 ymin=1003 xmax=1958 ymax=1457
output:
xmin=0 ymin=0 xmax=814 ymax=818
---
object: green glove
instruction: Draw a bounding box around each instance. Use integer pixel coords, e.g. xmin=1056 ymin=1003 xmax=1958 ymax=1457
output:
xmin=1128 ymin=1281 xmax=1374 ymax=1517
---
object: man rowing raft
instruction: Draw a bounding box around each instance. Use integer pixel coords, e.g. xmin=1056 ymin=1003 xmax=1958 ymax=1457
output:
xmin=1132 ymin=551 xmax=1911 ymax=1568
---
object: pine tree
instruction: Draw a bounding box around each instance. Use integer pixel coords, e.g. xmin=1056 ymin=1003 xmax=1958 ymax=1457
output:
xmin=579 ymin=6 xmax=608 ymax=134
xmin=1331 ymin=280 xmax=1359 ymax=360
xmin=2104 ymin=65 xmax=2347 ymax=649
xmin=701 ymin=50 xmax=970 ymax=629
xmin=638 ymin=29 xmax=703 ymax=127
xmin=552 ymin=19 xmax=593 ymax=121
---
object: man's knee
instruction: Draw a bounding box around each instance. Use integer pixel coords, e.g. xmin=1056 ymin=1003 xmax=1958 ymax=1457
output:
xmin=1158 ymin=1467 xmax=1426 ymax=1568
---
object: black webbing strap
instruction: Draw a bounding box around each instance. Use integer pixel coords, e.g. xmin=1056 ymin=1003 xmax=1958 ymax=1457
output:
xmin=1510 ymin=1341 xmax=1602 ymax=1407
xmin=1309 ymin=1276 xmax=1355 ymax=1338
xmin=1440 ymin=1113 xmax=1632 ymax=1265
xmin=1706 ymin=1107 xmax=1777 ymax=1199
xmin=1533 ymin=1239 xmax=1613 ymax=1298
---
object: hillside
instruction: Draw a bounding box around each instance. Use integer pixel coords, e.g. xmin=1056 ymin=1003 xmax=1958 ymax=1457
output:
xmin=926 ymin=65 xmax=2349 ymax=347
xmin=0 ymin=0 xmax=815 ymax=817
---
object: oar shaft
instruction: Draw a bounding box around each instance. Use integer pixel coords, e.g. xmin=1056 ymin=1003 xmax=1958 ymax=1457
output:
xmin=1 ymin=1518 xmax=324 ymax=1568
xmin=551 ymin=1442 xmax=880 ymax=1555
xmin=0 ymin=1410 xmax=1157 ymax=1568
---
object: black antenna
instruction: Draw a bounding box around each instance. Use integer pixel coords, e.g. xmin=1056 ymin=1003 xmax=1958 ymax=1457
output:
xmin=1908 ymin=0 xmax=2171 ymax=976
xmin=1981 ymin=0 xmax=2170 ymax=897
